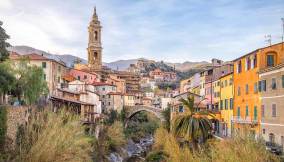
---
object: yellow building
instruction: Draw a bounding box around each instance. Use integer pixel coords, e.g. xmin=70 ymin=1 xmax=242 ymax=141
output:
xmin=180 ymin=78 xmax=191 ymax=93
xmin=233 ymin=42 xmax=284 ymax=136
xmin=191 ymin=85 xmax=200 ymax=96
xmin=220 ymin=73 xmax=234 ymax=137
xmin=213 ymin=79 xmax=221 ymax=110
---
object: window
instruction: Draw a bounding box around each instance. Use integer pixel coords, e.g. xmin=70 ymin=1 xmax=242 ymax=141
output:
xmin=43 ymin=74 xmax=46 ymax=80
xmin=272 ymin=104 xmax=277 ymax=117
xmin=245 ymin=105 xmax=249 ymax=117
xmin=254 ymin=106 xmax=257 ymax=120
xmin=263 ymin=129 xmax=265 ymax=134
xmin=77 ymin=76 xmax=80 ymax=80
xmin=58 ymin=66 xmax=61 ymax=72
xmin=246 ymin=57 xmax=251 ymax=70
xmin=261 ymin=105 xmax=265 ymax=118
xmin=225 ymin=99 xmax=228 ymax=110
xmin=252 ymin=55 xmax=257 ymax=68
xmin=282 ymin=75 xmax=284 ymax=88
xmin=259 ymin=80 xmax=266 ymax=92
xmin=254 ymin=82 xmax=258 ymax=93
xmin=102 ymin=87 xmax=105 ymax=91
xmin=220 ymin=100 xmax=223 ymax=110
xmin=179 ymin=105 xmax=184 ymax=112
xmin=237 ymin=107 xmax=240 ymax=117
xmin=108 ymin=102 xmax=111 ymax=106
xmin=42 ymin=62 xmax=46 ymax=68
xmin=84 ymin=75 xmax=87 ymax=79
xmin=57 ymin=76 xmax=60 ymax=83
xmin=102 ymin=102 xmax=105 ymax=105
xmin=225 ymin=80 xmax=228 ymax=87
xmin=237 ymin=87 xmax=241 ymax=96
xmin=269 ymin=133 xmax=275 ymax=144
xmin=267 ymin=54 xmax=275 ymax=67
xmin=272 ymin=78 xmax=277 ymax=90
xmin=230 ymin=98 xmax=233 ymax=110
xmin=102 ymin=95 xmax=105 ymax=98
xmin=237 ymin=61 xmax=242 ymax=73
xmin=245 ymin=84 xmax=249 ymax=94
xmin=229 ymin=78 xmax=233 ymax=85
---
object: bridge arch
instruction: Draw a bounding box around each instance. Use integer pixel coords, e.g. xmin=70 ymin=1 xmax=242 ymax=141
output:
xmin=124 ymin=105 xmax=165 ymax=128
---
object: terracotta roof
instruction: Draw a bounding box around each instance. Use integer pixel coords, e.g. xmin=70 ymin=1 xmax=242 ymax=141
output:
xmin=62 ymin=74 xmax=75 ymax=82
xmin=143 ymin=97 xmax=152 ymax=100
xmin=9 ymin=52 xmax=66 ymax=66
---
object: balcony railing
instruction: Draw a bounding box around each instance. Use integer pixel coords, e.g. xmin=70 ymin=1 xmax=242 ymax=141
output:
xmin=231 ymin=116 xmax=258 ymax=124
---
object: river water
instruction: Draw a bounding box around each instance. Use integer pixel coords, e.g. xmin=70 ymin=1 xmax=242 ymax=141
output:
xmin=107 ymin=135 xmax=154 ymax=162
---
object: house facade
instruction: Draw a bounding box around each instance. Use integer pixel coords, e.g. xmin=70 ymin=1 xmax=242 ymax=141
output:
xmin=259 ymin=63 xmax=284 ymax=148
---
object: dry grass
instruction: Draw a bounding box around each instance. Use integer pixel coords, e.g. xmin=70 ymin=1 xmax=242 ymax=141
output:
xmin=151 ymin=127 xmax=280 ymax=162
xmin=17 ymin=110 xmax=93 ymax=162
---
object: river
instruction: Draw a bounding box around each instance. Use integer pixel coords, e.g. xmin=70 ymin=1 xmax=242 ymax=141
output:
xmin=107 ymin=135 xmax=154 ymax=162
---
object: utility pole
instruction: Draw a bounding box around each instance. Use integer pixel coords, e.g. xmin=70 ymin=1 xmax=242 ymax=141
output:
xmin=281 ymin=18 xmax=284 ymax=49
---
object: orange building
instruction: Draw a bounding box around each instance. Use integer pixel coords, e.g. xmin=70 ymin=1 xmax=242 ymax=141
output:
xmin=233 ymin=42 xmax=284 ymax=136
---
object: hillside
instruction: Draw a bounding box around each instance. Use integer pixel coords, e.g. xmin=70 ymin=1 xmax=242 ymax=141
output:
xmin=7 ymin=46 xmax=209 ymax=79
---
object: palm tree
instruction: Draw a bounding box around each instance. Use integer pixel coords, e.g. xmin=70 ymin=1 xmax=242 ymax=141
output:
xmin=172 ymin=95 xmax=214 ymax=150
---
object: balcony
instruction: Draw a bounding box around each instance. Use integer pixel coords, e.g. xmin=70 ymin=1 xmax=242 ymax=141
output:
xmin=232 ymin=116 xmax=258 ymax=124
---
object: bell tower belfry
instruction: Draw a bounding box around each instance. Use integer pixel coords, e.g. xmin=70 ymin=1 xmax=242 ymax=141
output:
xmin=88 ymin=7 xmax=102 ymax=70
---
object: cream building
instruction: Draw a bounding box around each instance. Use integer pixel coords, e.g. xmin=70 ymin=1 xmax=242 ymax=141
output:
xmin=10 ymin=52 xmax=67 ymax=95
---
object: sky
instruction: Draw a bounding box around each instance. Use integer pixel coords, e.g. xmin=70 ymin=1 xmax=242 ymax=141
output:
xmin=0 ymin=0 xmax=284 ymax=63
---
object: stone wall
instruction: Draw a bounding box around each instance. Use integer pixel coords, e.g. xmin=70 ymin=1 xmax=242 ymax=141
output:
xmin=6 ymin=106 xmax=29 ymax=149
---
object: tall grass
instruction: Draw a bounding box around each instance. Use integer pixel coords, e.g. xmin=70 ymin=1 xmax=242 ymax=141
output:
xmin=16 ymin=110 xmax=93 ymax=162
xmin=149 ymin=127 xmax=280 ymax=162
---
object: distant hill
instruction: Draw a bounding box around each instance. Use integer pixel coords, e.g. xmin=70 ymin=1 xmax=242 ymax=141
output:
xmin=7 ymin=46 xmax=87 ymax=67
xmin=166 ymin=61 xmax=210 ymax=72
xmin=7 ymin=46 xmax=210 ymax=78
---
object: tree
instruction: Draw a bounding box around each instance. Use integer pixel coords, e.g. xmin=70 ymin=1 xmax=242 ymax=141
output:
xmin=162 ymin=107 xmax=171 ymax=132
xmin=172 ymin=95 xmax=214 ymax=150
xmin=0 ymin=62 xmax=15 ymax=104
xmin=22 ymin=65 xmax=48 ymax=105
xmin=11 ymin=58 xmax=48 ymax=105
xmin=0 ymin=21 xmax=10 ymax=62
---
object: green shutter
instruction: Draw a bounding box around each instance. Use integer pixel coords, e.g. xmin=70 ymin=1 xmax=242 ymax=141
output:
xmin=246 ymin=106 xmax=249 ymax=116
xmin=282 ymin=75 xmax=284 ymax=88
xmin=254 ymin=106 xmax=257 ymax=120
xmin=237 ymin=107 xmax=240 ymax=117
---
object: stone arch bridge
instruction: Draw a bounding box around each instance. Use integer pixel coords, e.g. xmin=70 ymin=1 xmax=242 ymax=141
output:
xmin=124 ymin=105 xmax=165 ymax=128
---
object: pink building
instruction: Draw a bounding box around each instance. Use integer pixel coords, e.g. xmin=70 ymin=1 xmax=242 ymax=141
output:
xmin=69 ymin=69 xmax=99 ymax=84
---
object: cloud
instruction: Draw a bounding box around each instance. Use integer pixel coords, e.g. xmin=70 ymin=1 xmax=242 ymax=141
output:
xmin=0 ymin=0 xmax=284 ymax=63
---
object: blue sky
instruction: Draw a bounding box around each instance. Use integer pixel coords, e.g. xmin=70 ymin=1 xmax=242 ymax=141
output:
xmin=0 ymin=0 xmax=284 ymax=63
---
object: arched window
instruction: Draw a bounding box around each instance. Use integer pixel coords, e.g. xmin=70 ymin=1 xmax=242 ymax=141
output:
xmin=94 ymin=31 xmax=98 ymax=40
xmin=94 ymin=52 xmax=98 ymax=60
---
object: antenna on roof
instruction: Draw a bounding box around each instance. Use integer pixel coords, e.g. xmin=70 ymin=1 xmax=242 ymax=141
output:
xmin=281 ymin=18 xmax=284 ymax=42
xmin=264 ymin=35 xmax=271 ymax=46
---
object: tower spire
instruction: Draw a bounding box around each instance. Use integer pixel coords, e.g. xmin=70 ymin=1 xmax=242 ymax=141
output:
xmin=93 ymin=6 xmax=97 ymax=18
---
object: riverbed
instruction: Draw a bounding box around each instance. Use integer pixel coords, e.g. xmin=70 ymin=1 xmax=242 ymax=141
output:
xmin=108 ymin=135 xmax=154 ymax=162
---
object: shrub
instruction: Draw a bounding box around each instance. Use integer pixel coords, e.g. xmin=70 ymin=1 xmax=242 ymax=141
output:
xmin=16 ymin=110 xmax=93 ymax=162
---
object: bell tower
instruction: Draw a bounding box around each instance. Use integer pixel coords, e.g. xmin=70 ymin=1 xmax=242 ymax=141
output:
xmin=88 ymin=7 xmax=102 ymax=70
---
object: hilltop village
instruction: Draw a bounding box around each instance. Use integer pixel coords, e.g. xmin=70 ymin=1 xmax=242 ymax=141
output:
xmin=1 ymin=7 xmax=284 ymax=161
